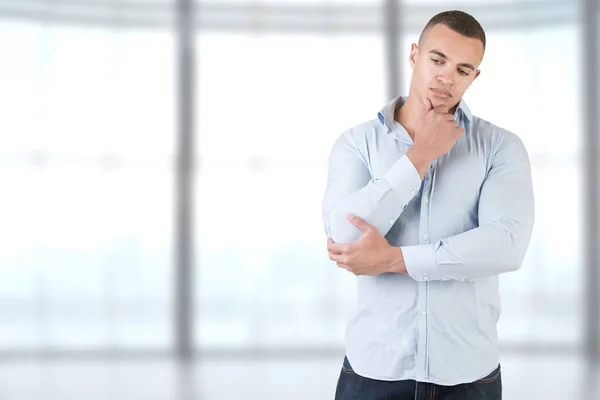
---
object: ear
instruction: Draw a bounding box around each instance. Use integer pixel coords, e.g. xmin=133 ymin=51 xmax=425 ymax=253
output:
xmin=409 ymin=43 xmax=419 ymax=70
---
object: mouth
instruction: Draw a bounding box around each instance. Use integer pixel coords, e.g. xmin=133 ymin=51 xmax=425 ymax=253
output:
xmin=430 ymin=88 xmax=451 ymax=99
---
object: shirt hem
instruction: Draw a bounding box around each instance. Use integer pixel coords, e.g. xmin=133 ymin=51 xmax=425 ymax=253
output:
xmin=349 ymin=363 xmax=500 ymax=386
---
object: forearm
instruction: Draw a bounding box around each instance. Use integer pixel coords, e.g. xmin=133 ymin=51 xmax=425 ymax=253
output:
xmin=399 ymin=217 xmax=534 ymax=281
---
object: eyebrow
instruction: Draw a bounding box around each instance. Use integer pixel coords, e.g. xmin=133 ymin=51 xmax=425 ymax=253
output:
xmin=429 ymin=50 xmax=475 ymax=71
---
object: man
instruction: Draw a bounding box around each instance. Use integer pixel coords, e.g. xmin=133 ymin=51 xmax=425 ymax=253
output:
xmin=322 ymin=10 xmax=534 ymax=400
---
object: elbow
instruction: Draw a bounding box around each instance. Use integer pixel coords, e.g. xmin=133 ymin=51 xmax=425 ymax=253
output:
xmin=323 ymin=209 xmax=362 ymax=244
xmin=498 ymin=218 xmax=533 ymax=273
xmin=504 ymin=253 xmax=524 ymax=273
xmin=502 ymin=246 xmax=530 ymax=274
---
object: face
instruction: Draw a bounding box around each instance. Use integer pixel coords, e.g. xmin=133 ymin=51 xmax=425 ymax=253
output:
xmin=409 ymin=24 xmax=484 ymax=111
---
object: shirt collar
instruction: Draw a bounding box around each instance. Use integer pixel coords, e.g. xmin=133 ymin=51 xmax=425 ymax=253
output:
xmin=377 ymin=95 xmax=473 ymax=134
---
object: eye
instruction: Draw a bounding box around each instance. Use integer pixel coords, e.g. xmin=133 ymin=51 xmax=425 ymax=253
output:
xmin=458 ymin=69 xmax=469 ymax=76
xmin=431 ymin=58 xmax=443 ymax=65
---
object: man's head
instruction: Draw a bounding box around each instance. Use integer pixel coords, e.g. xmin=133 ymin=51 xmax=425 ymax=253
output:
xmin=408 ymin=10 xmax=486 ymax=112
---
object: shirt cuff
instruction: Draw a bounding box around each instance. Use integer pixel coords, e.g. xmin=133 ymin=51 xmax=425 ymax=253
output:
xmin=382 ymin=154 xmax=422 ymax=199
xmin=401 ymin=244 xmax=442 ymax=281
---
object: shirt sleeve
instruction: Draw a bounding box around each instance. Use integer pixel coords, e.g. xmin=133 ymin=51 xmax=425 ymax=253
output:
xmin=402 ymin=131 xmax=535 ymax=281
xmin=322 ymin=129 xmax=422 ymax=244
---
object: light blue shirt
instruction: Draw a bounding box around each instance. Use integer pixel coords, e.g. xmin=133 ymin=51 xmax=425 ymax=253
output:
xmin=322 ymin=96 xmax=535 ymax=385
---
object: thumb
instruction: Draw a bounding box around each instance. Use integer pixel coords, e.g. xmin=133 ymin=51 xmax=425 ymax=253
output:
xmin=346 ymin=213 xmax=370 ymax=232
xmin=422 ymin=96 xmax=433 ymax=114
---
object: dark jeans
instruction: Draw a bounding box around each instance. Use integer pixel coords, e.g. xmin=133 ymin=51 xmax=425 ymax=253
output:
xmin=335 ymin=356 xmax=502 ymax=400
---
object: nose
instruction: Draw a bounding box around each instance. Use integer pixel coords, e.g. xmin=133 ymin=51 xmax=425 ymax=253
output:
xmin=436 ymin=74 xmax=454 ymax=86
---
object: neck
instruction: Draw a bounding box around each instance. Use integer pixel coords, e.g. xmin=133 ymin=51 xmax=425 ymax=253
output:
xmin=394 ymin=95 xmax=422 ymax=140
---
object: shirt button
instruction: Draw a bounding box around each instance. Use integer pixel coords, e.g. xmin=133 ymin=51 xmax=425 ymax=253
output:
xmin=389 ymin=220 xmax=394 ymax=225
xmin=421 ymin=312 xmax=427 ymax=317
xmin=409 ymin=189 xmax=416 ymax=196
xmin=423 ymin=235 xmax=428 ymax=241
xmin=422 ymin=276 xmax=429 ymax=281
xmin=424 ymin=198 xmax=429 ymax=204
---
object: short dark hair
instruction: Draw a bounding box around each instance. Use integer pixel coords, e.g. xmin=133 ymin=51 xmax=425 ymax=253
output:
xmin=419 ymin=10 xmax=486 ymax=50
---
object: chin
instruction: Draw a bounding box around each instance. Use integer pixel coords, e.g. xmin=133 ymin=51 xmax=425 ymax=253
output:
xmin=429 ymin=98 xmax=448 ymax=108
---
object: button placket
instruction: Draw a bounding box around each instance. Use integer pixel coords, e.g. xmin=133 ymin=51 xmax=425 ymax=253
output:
xmin=416 ymin=164 xmax=435 ymax=380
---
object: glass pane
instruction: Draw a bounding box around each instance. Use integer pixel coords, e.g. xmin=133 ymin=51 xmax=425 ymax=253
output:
xmin=0 ymin=21 xmax=176 ymax=350
xmin=196 ymin=33 xmax=384 ymax=166
xmin=0 ymin=164 xmax=174 ymax=350
xmin=195 ymin=33 xmax=385 ymax=349
xmin=0 ymin=21 xmax=176 ymax=160
xmin=0 ymin=164 xmax=42 ymax=348
xmin=0 ymin=21 xmax=41 ymax=155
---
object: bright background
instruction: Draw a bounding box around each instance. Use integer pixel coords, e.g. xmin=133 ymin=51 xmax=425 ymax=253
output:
xmin=0 ymin=0 xmax=597 ymax=399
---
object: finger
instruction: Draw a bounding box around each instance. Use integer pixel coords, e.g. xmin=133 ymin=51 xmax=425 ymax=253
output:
xmin=327 ymin=237 xmax=336 ymax=250
xmin=432 ymin=113 xmax=453 ymax=126
xmin=336 ymin=262 xmax=351 ymax=272
xmin=329 ymin=252 xmax=345 ymax=263
xmin=449 ymin=128 xmax=464 ymax=140
xmin=327 ymin=239 xmax=346 ymax=254
xmin=421 ymin=97 xmax=433 ymax=114
xmin=346 ymin=213 xmax=372 ymax=232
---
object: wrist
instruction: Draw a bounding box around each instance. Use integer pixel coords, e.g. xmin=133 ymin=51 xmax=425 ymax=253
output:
xmin=387 ymin=246 xmax=407 ymax=274
xmin=406 ymin=146 xmax=432 ymax=179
